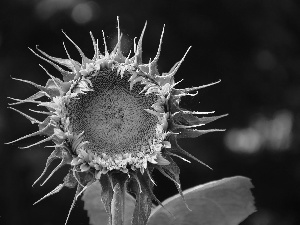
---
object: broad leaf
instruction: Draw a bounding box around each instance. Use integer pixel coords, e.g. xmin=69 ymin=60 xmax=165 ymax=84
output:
xmin=147 ymin=176 xmax=255 ymax=225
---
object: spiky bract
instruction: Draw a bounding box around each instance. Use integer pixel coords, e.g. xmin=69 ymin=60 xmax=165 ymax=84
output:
xmin=7 ymin=19 xmax=226 ymax=225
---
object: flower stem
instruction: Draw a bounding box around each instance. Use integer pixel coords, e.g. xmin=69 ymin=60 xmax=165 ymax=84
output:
xmin=111 ymin=182 xmax=126 ymax=225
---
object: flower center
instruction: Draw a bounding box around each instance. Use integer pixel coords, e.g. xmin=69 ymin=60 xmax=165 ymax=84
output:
xmin=68 ymin=69 xmax=158 ymax=157
xmin=88 ymin=86 xmax=144 ymax=145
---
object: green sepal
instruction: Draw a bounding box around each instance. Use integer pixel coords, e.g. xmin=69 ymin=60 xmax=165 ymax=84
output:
xmin=175 ymin=128 xmax=218 ymax=139
xmin=33 ymin=147 xmax=68 ymax=186
xmin=8 ymin=107 xmax=41 ymax=125
xmin=23 ymin=91 xmax=45 ymax=102
xmin=131 ymin=172 xmax=153 ymax=225
xmin=99 ymin=172 xmax=130 ymax=225
xmin=111 ymin=182 xmax=126 ymax=225
xmin=133 ymin=170 xmax=164 ymax=209
xmin=45 ymin=77 xmax=72 ymax=96
xmin=4 ymin=120 xmax=54 ymax=145
xmin=30 ymin=46 xmax=76 ymax=82
xmin=173 ymin=112 xmax=228 ymax=126
xmin=34 ymin=45 xmax=81 ymax=74
xmin=168 ymin=135 xmax=209 ymax=167
xmin=168 ymin=93 xmax=181 ymax=114
xmin=38 ymin=117 xmax=54 ymax=137
xmin=99 ymin=173 xmax=114 ymax=221
xmin=155 ymin=75 xmax=174 ymax=87
xmin=11 ymin=77 xmax=59 ymax=99
xmin=65 ymin=182 xmax=85 ymax=225
xmin=63 ymin=170 xmax=78 ymax=188
xmin=155 ymin=156 xmax=189 ymax=210
xmin=74 ymin=170 xmax=95 ymax=187
xmin=156 ymin=156 xmax=180 ymax=187
xmin=45 ymin=79 xmax=62 ymax=98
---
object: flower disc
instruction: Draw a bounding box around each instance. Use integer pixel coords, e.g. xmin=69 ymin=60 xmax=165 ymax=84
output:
xmin=68 ymin=69 xmax=158 ymax=158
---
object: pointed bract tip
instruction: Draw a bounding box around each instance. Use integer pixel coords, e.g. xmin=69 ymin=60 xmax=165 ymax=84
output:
xmin=180 ymin=79 xmax=222 ymax=93
xmin=117 ymin=16 xmax=120 ymax=34
xmin=153 ymin=24 xmax=165 ymax=63
xmin=164 ymin=46 xmax=192 ymax=79
xmin=138 ymin=21 xmax=147 ymax=47
xmin=101 ymin=30 xmax=109 ymax=57
xmin=62 ymin=30 xmax=88 ymax=64
xmin=157 ymin=24 xmax=165 ymax=55
xmin=134 ymin=21 xmax=148 ymax=64
xmin=19 ymin=134 xmax=55 ymax=149
xmin=33 ymin=183 xmax=64 ymax=205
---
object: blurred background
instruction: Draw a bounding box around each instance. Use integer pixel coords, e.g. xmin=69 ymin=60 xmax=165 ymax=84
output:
xmin=1 ymin=0 xmax=300 ymax=224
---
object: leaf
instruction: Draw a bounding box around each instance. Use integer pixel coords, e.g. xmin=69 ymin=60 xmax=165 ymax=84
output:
xmin=82 ymin=181 xmax=136 ymax=225
xmin=147 ymin=176 xmax=255 ymax=225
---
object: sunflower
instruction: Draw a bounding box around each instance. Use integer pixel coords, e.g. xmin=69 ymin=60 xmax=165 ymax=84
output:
xmin=7 ymin=18 xmax=226 ymax=225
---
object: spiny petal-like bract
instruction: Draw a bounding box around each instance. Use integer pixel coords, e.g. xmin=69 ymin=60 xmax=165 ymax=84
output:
xmin=7 ymin=19 xmax=227 ymax=225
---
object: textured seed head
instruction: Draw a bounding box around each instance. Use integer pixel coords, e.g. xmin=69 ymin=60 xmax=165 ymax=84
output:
xmin=68 ymin=70 xmax=158 ymax=158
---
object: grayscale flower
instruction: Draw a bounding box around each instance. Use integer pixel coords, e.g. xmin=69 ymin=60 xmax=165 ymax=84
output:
xmin=7 ymin=18 xmax=226 ymax=225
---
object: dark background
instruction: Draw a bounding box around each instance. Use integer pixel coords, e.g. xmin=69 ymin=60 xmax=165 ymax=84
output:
xmin=1 ymin=0 xmax=300 ymax=224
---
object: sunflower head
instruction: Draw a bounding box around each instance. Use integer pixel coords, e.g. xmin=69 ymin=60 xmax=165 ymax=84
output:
xmin=7 ymin=18 xmax=226 ymax=225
